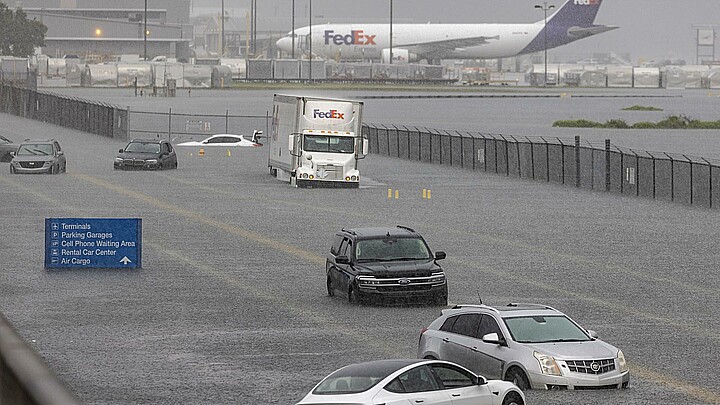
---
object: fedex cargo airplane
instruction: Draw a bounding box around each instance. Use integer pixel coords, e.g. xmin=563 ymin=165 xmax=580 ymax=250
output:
xmin=276 ymin=0 xmax=616 ymax=63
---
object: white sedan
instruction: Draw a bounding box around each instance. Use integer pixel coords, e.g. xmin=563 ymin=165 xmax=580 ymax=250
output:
xmin=176 ymin=130 xmax=263 ymax=147
xmin=296 ymin=359 xmax=525 ymax=405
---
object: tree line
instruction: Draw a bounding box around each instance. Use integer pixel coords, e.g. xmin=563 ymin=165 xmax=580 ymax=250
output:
xmin=0 ymin=2 xmax=47 ymax=58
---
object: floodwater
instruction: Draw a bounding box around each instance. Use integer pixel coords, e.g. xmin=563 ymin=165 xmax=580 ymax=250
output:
xmin=50 ymin=86 xmax=720 ymax=159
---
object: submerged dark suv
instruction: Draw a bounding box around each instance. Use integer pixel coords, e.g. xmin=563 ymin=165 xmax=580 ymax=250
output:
xmin=114 ymin=139 xmax=177 ymax=170
xmin=326 ymin=226 xmax=448 ymax=305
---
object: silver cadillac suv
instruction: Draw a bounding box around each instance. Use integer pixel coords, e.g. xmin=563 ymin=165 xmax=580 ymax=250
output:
xmin=417 ymin=303 xmax=629 ymax=390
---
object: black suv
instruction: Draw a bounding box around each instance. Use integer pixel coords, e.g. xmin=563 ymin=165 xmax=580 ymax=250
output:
xmin=326 ymin=226 xmax=448 ymax=305
xmin=114 ymin=139 xmax=177 ymax=170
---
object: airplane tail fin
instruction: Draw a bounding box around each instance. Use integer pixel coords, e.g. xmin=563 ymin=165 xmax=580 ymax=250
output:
xmin=547 ymin=0 xmax=603 ymax=28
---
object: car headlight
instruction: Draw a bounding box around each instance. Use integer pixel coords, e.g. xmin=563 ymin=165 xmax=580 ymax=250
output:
xmin=114 ymin=158 xmax=123 ymax=163
xmin=146 ymin=159 xmax=158 ymax=164
xmin=533 ymin=351 xmax=561 ymax=376
xmin=617 ymin=350 xmax=628 ymax=372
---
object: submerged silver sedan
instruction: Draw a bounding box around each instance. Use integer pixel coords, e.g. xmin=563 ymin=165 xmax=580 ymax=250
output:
xmin=418 ymin=303 xmax=630 ymax=390
xmin=297 ymin=359 xmax=524 ymax=405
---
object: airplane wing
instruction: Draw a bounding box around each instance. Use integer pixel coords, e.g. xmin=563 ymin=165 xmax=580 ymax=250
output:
xmin=400 ymin=35 xmax=501 ymax=57
xmin=567 ymin=25 xmax=618 ymax=39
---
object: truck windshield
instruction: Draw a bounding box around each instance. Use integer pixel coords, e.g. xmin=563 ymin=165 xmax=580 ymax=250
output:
xmin=304 ymin=135 xmax=355 ymax=153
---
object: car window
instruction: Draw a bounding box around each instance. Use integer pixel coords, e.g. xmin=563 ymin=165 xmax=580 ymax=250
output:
xmin=397 ymin=365 xmax=439 ymax=393
xmin=384 ymin=378 xmax=405 ymax=393
xmin=503 ymin=315 xmax=591 ymax=343
xmin=17 ymin=143 xmax=53 ymax=156
xmin=450 ymin=314 xmax=480 ymax=338
xmin=355 ymin=237 xmax=430 ymax=262
xmin=162 ymin=143 xmax=170 ymax=153
xmin=439 ymin=316 xmax=458 ymax=332
xmin=429 ymin=364 xmax=476 ymax=389
xmin=330 ymin=234 xmax=344 ymax=255
xmin=477 ymin=315 xmax=503 ymax=339
xmin=338 ymin=238 xmax=350 ymax=257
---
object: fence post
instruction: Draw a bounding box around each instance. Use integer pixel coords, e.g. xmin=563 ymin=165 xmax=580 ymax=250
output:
xmin=126 ymin=106 xmax=131 ymax=141
xmin=684 ymin=155 xmax=693 ymax=206
xmin=605 ymin=139 xmax=611 ymax=192
xmin=701 ymin=158 xmax=712 ymax=208
xmin=559 ymin=138 xmax=565 ymax=184
xmin=225 ymin=109 xmax=229 ymax=133
xmin=664 ymin=153 xmax=674 ymax=201
xmin=168 ymin=108 xmax=172 ymax=140
xmin=575 ymin=135 xmax=581 ymax=188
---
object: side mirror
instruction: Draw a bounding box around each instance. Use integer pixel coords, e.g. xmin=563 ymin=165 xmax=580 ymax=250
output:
xmin=119 ymin=149 xmax=124 ymax=153
xmin=362 ymin=139 xmax=369 ymax=155
xmin=482 ymin=333 xmax=505 ymax=346
xmin=10 ymin=151 xmax=15 ymax=157
xmin=435 ymin=251 xmax=446 ymax=260
xmin=335 ymin=255 xmax=350 ymax=265
xmin=57 ymin=151 xmax=64 ymax=155
xmin=586 ymin=329 xmax=599 ymax=339
xmin=288 ymin=134 xmax=295 ymax=152
xmin=475 ymin=375 xmax=488 ymax=386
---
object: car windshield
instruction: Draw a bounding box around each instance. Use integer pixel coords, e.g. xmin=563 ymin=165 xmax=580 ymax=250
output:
xmin=313 ymin=361 xmax=407 ymax=395
xmin=17 ymin=143 xmax=53 ymax=156
xmin=303 ymin=135 xmax=355 ymax=153
xmin=356 ymin=237 xmax=431 ymax=262
xmin=503 ymin=315 xmax=591 ymax=343
xmin=125 ymin=142 xmax=160 ymax=154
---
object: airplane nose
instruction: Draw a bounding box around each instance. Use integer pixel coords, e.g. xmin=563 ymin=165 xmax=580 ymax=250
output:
xmin=276 ymin=36 xmax=291 ymax=51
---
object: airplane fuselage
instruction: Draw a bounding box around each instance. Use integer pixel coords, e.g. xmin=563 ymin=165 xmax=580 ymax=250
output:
xmin=286 ymin=23 xmax=544 ymax=60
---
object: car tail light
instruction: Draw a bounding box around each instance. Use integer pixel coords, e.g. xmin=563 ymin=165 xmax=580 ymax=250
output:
xmin=420 ymin=327 xmax=428 ymax=335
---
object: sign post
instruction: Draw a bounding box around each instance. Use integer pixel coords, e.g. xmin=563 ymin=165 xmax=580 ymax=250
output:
xmin=45 ymin=218 xmax=142 ymax=269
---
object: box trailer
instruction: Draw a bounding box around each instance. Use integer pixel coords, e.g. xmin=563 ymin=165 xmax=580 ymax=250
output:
xmin=268 ymin=94 xmax=367 ymax=188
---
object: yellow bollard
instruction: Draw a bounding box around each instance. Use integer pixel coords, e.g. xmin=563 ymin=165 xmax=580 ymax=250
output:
xmin=227 ymin=149 xmax=232 ymax=157
xmin=395 ymin=190 xmax=399 ymax=199
xmin=198 ymin=148 xmax=205 ymax=157
xmin=388 ymin=188 xmax=392 ymax=199
xmin=422 ymin=189 xmax=427 ymax=199
xmin=427 ymin=189 xmax=432 ymax=200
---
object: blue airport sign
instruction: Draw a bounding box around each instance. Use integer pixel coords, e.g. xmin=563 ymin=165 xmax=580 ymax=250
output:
xmin=45 ymin=218 xmax=142 ymax=269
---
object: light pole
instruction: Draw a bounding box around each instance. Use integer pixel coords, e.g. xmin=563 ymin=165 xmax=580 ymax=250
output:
xmin=309 ymin=0 xmax=313 ymax=81
xmin=389 ymin=0 xmax=393 ymax=64
xmin=221 ymin=0 xmax=224 ymax=57
xmin=291 ymin=0 xmax=295 ymax=58
xmin=143 ymin=0 xmax=147 ymax=60
xmin=534 ymin=2 xmax=554 ymax=86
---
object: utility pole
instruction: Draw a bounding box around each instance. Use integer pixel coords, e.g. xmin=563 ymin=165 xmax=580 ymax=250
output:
xmin=291 ymin=0 xmax=295 ymax=58
xmin=389 ymin=0 xmax=393 ymax=64
xmin=143 ymin=0 xmax=148 ymax=60
xmin=535 ymin=2 xmax=555 ymax=86
xmin=221 ymin=0 xmax=225 ymax=57
xmin=309 ymin=0 xmax=313 ymax=81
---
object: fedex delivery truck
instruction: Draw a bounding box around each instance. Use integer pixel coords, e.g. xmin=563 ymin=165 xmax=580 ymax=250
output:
xmin=268 ymin=94 xmax=367 ymax=188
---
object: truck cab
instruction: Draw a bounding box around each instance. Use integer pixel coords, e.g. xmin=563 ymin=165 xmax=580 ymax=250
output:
xmin=268 ymin=95 xmax=367 ymax=188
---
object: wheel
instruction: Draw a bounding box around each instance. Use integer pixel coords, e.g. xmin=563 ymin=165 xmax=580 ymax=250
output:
xmin=10 ymin=166 xmax=16 ymax=174
xmin=348 ymin=285 xmax=365 ymax=305
xmin=505 ymin=367 xmax=530 ymax=390
xmin=61 ymin=163 xmax=67 ymax=173
xmin=423 ymin=355 xmax=437 ymax=360
xmin=50 ymin=164 xmax=58 ymax=174
xmin=173 ymin=161 xmax=178 ymax=169
xmin=501 ymin=391 xmax=524 ymax=405
xmin=159 ymin=163 xmax=164 ymax=170
xmin=326 ymin=276 xmax=335 ymax=297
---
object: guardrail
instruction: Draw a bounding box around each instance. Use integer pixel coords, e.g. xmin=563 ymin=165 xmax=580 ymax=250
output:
xmin=362 ymin=123 xmax=720 ymax=208
xmin=0 ymin=313 xmax=82 ymax=405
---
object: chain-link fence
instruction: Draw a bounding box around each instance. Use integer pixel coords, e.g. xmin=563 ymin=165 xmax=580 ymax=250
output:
xmin=363 ymin=123 xmax=720 ymax=209
xmin=128 ymin=109 xmax=270 ymax=143
xmin=1 ymin=82 xmax=126 ymax=139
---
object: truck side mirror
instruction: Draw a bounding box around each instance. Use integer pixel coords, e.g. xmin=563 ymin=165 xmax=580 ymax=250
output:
xmin=362 ymin=139 xmax=368 ymax=155
xmin=335 ymin=256 xmax=350 ymax=265
xmin=118 ymin=149 xmax=124 ymax=153
xmin=288 ymin=134 xmax=295 ymax=152
xmin=435 ymin=251 xmax=446 ymax=260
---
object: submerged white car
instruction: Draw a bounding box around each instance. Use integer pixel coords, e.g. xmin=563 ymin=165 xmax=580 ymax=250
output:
xmin=296 ymin=359 xmax=525 ymax=405
xmin=418 ymin=303 xmax=630 ymax=390
xmin=176 ymin=130 xmax=263 ymax=147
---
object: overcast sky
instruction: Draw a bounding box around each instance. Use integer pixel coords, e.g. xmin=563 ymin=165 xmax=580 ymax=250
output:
xmin=191 ymin=0 xmax=720 ymax=64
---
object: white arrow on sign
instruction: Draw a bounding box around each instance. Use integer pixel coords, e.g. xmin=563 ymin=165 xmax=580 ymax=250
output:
xmin=120 ymin=256 xmax=132 ymax=265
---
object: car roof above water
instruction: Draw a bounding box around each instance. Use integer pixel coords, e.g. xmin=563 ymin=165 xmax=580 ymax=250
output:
xmin=341 ymin=225 xmax=420 ymax=239
xmin=446 ymin=303 xmax=563 ymax=318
